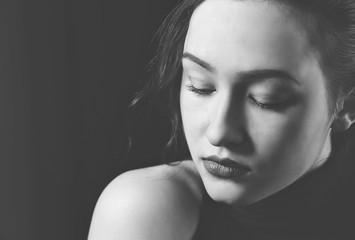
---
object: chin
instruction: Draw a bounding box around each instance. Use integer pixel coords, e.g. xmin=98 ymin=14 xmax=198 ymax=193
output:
xmin=200 ymin=172 xmax=256 ymax=206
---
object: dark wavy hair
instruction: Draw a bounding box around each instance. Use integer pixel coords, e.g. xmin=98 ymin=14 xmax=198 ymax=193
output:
xmin=127 ymin=0 xmax=355 ymax=167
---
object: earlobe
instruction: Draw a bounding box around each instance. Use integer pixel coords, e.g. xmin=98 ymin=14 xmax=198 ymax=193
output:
xmin=331 ymin=92 xmax=355 ymax=132
xmin=331 ymin=112 xmax=355 ymax=132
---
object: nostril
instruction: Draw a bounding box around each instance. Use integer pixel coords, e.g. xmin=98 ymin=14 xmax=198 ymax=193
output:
xmin=206 ymin=121 xmax=245 ymax=147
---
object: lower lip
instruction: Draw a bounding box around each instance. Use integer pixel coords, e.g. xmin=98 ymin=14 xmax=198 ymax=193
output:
xmin=203 ymin=160 xmax=250 ymax=178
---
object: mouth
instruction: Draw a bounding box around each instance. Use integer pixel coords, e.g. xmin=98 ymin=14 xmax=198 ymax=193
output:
xmin=202 ymin=155 xmax=251 ymax=178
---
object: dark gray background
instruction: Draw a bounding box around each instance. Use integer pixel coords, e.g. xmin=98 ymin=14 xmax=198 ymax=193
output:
xmin=1 ymin=0 xmax=178 ymax=239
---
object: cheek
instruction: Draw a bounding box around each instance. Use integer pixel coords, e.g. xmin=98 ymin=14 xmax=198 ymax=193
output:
xmin=248 ymin=97 xmax=330 ymax=175
xmin=248 ymin=109 xmax=302 ymax=165
xmin=180 ymin=88 xmax=210 ymax=156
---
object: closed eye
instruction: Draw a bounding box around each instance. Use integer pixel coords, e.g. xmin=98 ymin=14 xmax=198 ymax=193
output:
xmin=186 ymin=84 xmax=215 ymax=97
xmin=248 ymin=95 xmax=291 ymax=111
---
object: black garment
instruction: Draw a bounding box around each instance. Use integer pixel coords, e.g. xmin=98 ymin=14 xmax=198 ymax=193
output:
xmin=192 ymin=146 xmax=355 ymax=240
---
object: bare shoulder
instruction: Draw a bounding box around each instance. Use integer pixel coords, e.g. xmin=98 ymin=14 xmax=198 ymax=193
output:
xmin=88 ymin=161 xmax=204 ymax=240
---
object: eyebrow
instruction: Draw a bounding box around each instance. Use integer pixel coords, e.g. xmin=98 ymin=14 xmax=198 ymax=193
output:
xmin=182 ymin=52 xmax=301 ymax=85
xmin=182 ymin=52 xmax=215 ymax=72
xmin=239 ymin=69 xmax=301 ymax=85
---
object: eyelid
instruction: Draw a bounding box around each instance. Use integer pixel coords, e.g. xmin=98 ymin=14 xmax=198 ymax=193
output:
xmin=248 ymin=94 xmax=295 ymax=111
xmin=185 ymin=84 xmax=216 ymax=97
xmin=186 ymin=74 xmax=214 ymax=88
xmin=251 ymin=94 xmax=288 ymax=102
xmin=249 ymin=84 xmax=297 ymax=101
xmin=183 ymin=64 xmax=213 ymax=79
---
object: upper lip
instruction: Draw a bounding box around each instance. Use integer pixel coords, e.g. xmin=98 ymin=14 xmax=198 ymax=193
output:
xmin=203 ymin=155 xmax=251 ymax=171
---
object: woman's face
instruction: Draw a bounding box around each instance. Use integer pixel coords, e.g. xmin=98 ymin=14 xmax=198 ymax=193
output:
xmin=180 ymin=0 xmax=334 ymax=206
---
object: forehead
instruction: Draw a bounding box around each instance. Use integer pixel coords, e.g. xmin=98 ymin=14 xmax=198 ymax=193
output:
xmin=183 ymin=0 xmax=316 ymax=76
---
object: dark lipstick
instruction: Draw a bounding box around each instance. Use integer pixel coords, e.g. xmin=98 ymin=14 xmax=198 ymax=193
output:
xmin=203 ymin=155 xmax=251 ymax=178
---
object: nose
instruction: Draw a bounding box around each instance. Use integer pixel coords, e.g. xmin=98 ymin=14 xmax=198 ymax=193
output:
xmin=206 ymin=92 xmax=246 ymax=147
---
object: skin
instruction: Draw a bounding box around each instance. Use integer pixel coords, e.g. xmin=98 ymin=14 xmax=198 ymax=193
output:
xmin=89 ymin=0 xmax=355 ymax=239
xmin=180 ymin=0 xmax=334 ymax=206
xmin=88 ymin=161 xmax=203 ymax=240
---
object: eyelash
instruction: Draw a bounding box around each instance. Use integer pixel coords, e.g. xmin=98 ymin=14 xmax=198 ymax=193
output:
xmin=186 ymin=84 xmax=215 ymax=97
xmin=185 ymin=84 xmax=287 ymax=110
xmin=247 ymin=96 xmax=283 ymax=110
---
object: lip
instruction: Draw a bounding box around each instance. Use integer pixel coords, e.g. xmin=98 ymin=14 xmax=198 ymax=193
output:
xmin=202 ymin=155 xmax=251 ymax=178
